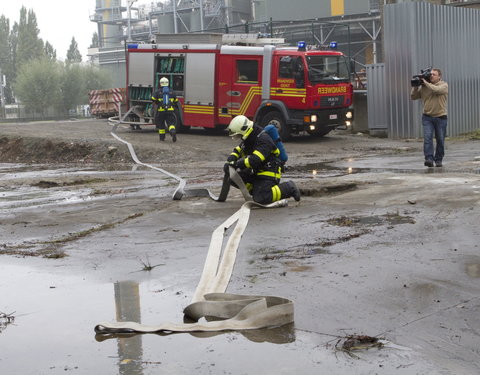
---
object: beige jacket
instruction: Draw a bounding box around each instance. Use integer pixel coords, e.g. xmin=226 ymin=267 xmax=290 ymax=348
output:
xmin=410 ymin=80 xmax=448 ymax=117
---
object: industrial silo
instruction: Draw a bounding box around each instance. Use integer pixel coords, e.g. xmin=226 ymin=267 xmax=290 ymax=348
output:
xmin=189 ymin=10 xmax=203 ymax=32
xmin=254 ymin=0 xmax=371 ymax=21
xmin=157 ymin=13 xmax=175 ymax=34
xmin=94 ymin=0 xmax=124 ymax=48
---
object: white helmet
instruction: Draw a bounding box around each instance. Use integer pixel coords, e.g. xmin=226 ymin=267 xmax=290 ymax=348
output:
xmin=227 ymin=115 xmax=253 ymax=140
xmin=160 ymin=77 xmax=169 ymax=87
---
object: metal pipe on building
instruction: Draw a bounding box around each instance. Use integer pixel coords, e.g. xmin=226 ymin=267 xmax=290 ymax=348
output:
xmin=224 ymin=0 xmax=231 ymax=27
xmin=148 ymin=12 xmax=152 ymax=38
xmin=173 ymin=0 xmax=178 ymax=33
xmin=199 ymin=0 xmax=205 ymax=31
xmin=128 ymin=0 xmax=138 ymax=41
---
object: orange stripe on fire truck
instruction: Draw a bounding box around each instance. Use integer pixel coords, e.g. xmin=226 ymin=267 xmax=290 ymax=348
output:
xmin=270 ymin=87 xmax=306 ymax=98
xmin=184 ymin=105 xmax=214 ymax=114
xmin=226 ymin=86 xmax=261 ymax=115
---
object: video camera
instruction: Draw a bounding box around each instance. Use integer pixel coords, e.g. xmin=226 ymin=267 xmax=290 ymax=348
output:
xmin=411 ymin=67 xmax=432 ymax=87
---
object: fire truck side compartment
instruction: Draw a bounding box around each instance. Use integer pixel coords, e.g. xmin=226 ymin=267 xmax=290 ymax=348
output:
xmin=128 ymin=53 xmax=154 ymax=86
xmin=185 ymin=53 xmax=216 ymax=105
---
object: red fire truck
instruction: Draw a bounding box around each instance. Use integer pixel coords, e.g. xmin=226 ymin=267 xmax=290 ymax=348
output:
xmin=123 ymin=36 xmax=353 ymax=139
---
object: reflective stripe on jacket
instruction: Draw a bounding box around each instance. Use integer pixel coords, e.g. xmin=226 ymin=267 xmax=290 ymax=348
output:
xmin=152 ymin=89 xmax=178 ymax=112
xmin=232 ymin=125 xmax=282 ymax=181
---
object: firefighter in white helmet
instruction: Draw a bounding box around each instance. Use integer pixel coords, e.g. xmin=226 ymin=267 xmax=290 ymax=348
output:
xmin=151 ymin=77 xmax=179 ymax=142
xmin=225 ymin=115 xmax=300 ymax=203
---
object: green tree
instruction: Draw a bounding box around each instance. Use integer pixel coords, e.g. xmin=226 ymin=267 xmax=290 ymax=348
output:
xmin=8 ymin=22 xmax=19 ymax=101
xmin=81 ymin=64 xmax=112 ymax=104
xmin=14 ymin=57 xmax=62 ymax=114
xmin=16 ymin=7 xmax=44 ymax=65
xmin=0 ymin=15 xmax=13 ymax=103
xmin=82 ymin=65 xmax=112 ymax=92
xmin=90 ymin=32 xmax=99 ymax=48
xmin=66 ymin=37 xmax=82 ymax=63
xmin=0 ymin=16 xmax=10 ymax=72
xmin=59 ymin=63 xmax=83 ymax=112
xmin=44 ymin=41 xmax=56 ymax=60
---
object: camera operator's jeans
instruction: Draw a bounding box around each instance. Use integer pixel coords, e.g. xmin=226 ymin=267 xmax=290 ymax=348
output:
xmin=422 ymin=114 xmax=447 ymax=163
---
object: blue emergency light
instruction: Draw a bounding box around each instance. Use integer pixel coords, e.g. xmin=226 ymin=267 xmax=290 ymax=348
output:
xmin=297 ymin=41 xmax=306 ymax=51
xmin=329 ymin=41 xmax=338 ymax=49
xmin=127 ymin=43 xmax=139 ymax=49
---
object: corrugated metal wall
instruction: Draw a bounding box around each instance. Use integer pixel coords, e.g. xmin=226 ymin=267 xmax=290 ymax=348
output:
xmin=366 ymin=63 xmax=388 ymax=136
xmin=383 ymin=2 xmax=480 ymax=138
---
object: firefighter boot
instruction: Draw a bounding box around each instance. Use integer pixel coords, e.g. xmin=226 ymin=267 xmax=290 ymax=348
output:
xmin=159 ymin=129 xmax=166 ymax=141
xmin=281 ymin=180 xmax=301 ymax=202
xmin=169 ymin=125 xmax=177 ymax=143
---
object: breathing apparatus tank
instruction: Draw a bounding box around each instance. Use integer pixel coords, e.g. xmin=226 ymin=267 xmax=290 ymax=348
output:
xmin=263 ymin=124 xmax=288 ymax=163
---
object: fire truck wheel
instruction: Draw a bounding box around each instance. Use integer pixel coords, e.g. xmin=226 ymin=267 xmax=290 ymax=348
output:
xmin=174 ymin=109 xmax=189 ymax=133
xmin=261 ymin=111 xmax=291 ymax=141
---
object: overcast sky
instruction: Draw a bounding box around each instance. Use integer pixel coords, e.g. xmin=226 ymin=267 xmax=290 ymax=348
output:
xmin=1 ymin=1 xmax=101 ymax=61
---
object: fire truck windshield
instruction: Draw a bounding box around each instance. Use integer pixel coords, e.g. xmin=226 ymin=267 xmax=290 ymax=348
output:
xmin=306 ymin=55 xmax=350 ymax=85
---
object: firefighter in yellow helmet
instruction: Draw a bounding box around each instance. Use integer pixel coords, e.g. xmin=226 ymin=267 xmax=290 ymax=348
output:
xmin=225 ymin=115 xmax=300 ymax=204
xmin=151 ymin=77 xmax=179 ymax=142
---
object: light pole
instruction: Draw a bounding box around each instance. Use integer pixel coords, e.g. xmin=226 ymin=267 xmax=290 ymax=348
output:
xmin=127 ymin=0 xmax=138 ymax=41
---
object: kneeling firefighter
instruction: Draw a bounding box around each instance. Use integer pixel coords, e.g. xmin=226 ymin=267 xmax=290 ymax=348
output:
xmin=151 ymin=77 xmax=178 ymax=142
xmin=224 ymin=115 xmax=300 ymax=204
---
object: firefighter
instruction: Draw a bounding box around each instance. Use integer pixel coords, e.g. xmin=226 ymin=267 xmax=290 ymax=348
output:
xmin=151 ymin=77 xmax=178 ymax=142
xmin=224 ymin=115 xmax=300 ymax=204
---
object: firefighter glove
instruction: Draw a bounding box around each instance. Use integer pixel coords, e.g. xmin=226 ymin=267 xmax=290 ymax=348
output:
xmin=227 ymin=155 xmax=237 ymax=163
xmin=235 ymin=158 xmax=246 ymax=170
xmin=223 ymin=162 xmax=232 ymax=174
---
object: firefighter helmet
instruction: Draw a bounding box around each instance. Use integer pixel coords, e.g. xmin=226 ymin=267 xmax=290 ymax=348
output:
xmin=160 ymin=77 xmax=169 ymax=87
xmin=228 ymin=115 xmax=253 ymax=140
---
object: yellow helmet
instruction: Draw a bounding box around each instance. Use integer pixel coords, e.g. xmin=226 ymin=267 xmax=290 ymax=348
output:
xmin=227 ymin=115 xmax=253 ymax=140
xmin=160 ymin=77 xmax=169 ymax=87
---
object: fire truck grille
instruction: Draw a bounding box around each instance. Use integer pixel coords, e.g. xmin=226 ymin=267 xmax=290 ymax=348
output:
xmin=320 ymin=96 xmax=345 ymax=107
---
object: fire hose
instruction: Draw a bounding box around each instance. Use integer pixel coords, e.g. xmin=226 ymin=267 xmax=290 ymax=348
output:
xmin=94 ymin=121 xmax=294 ymax=334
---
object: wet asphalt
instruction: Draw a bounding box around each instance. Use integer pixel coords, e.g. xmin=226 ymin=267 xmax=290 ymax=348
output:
xmin=1 ymin=121 xmax=480 ymax=374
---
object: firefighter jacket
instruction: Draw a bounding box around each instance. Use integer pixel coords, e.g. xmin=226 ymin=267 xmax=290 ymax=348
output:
xmin=151 ymin=89 xmax=178 ymax=112
xmin=228 ymin=124 xmax=282 ymax=181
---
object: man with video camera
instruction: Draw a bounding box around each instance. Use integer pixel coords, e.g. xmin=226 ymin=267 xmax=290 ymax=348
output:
xmin=410 ymin=67 xmax=449 ymax=167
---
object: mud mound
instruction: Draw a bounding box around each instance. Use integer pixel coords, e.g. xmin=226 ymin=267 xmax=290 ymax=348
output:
xmin=0 ymin=135 xmax=139 ymax=164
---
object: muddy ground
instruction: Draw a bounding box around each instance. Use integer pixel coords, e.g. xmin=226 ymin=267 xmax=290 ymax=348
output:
xmin=1 ymin=118 xmax=480 ymax=374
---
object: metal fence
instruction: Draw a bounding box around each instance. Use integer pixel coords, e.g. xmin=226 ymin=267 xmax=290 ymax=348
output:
xmin=381 ymin=2 xmax=480 ymax=138
xmin=0 ymin=104 xmax=90 ymax=123
xmin=366 ymin=63 xmax=388 ymax=136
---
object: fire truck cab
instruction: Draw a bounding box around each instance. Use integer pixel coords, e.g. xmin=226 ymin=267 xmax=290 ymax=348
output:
xmin=125 ymin=38 xmax=353 ymax=139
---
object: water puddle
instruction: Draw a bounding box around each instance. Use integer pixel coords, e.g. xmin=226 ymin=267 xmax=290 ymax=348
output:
xmin=0 ymin=164 xmax=170 ymax=214
xmin=0 ymin=261 xmax=433 ymax=374
xmin=465 ymin=263 xmax=480 ymax=278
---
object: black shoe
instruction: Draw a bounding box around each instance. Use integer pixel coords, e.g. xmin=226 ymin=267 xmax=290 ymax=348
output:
xmin=424 ymin=160 xmax=434 ymax=167
xmin=435 ymin=161 xmax=443 ymax=167
xmin=286 ymin=180 xmax=301 ymax=202
xmin=171 ymin=131 xmax=177 ymax=143
xmin=159 ymin=135 xmax=165 ymax=141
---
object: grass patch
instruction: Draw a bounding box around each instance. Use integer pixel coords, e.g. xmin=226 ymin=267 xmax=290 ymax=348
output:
xmin=453 ymin=130 xmax=480 ymax=140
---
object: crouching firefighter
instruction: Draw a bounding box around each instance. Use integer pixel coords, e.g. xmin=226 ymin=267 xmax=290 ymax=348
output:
xmin=224 ymin=115 xmax=300 ymax=204
xmin=152 ymin=77 xmax=178 ymax=142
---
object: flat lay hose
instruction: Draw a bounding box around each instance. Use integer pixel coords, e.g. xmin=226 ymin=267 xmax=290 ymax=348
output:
xmin=95 ymin=121 xmax=294 ymax=334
